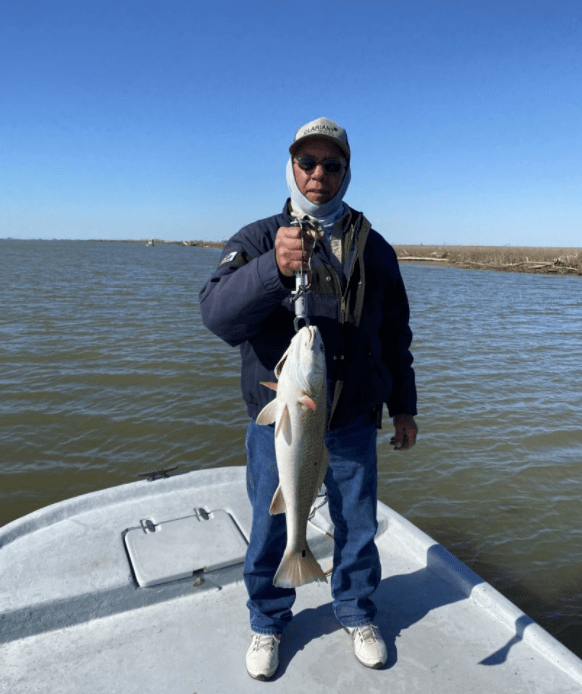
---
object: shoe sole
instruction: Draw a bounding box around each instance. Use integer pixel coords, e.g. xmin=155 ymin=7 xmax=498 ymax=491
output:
xmin=355 ymin=654 xmax=385 ymax=669
xmin=247 ymin=668 xmax=276 ymax=681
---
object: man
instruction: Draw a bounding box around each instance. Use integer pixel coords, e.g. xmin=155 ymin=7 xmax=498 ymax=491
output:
xmin=199 ymin=117 xmax=417 ymax=680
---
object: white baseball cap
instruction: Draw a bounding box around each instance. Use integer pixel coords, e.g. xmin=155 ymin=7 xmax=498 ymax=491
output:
xmin=289 ymin=117 xmax=350 ymax=161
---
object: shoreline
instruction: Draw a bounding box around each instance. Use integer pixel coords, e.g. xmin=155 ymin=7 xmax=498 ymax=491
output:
xmin=4 ymin=238 xmax=580 ymax=275
xmin=392 ymin=245 xmax=581 ymax=276
xmin=180 ymin=240 xmax=581 ymax=276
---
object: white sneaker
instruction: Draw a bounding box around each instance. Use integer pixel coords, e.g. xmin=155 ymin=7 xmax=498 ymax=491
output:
xmin=345 ymin=624 xmax=387 ymax=669
xmin=246 ymin=633 xmax=281 ymax=680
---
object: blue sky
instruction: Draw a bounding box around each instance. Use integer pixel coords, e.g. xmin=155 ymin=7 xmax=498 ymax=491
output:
xmin=2 ymin=0 xmax=581 ymax=246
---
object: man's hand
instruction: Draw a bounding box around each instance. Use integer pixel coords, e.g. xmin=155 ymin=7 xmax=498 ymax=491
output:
xmin=390 ymin=414 xmax=418 ymax=451
xmin=275 ymin=227 xmax=315 ymax=277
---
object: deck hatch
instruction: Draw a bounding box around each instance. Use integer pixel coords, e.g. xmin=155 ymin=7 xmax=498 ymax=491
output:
xmin=125 ymin=509 xmax=248 ymax=587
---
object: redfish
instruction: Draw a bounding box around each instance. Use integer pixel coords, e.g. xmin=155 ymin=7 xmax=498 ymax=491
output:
xmin=256 ymin=325 xmax=329 ymax=588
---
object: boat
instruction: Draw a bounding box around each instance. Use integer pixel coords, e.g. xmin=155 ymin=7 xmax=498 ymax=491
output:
xmin=1 ymin=466 xmax=581 ymax=693
xmin=146 ymin=239 xmax=154 ymax=246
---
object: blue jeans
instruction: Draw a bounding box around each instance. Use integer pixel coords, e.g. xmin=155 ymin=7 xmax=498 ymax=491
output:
xmin=243 ymin=414 xmax=381 ymax=634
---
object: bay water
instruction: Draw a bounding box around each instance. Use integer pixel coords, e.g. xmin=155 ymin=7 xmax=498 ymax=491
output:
xmin=1 ymin=239 xmax=581 ymax=656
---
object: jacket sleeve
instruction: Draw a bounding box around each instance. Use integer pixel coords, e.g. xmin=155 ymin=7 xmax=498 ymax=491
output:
xmin=381 ymin=246 xmax=418 ymax=417
xmin=199 ymin=225 xmax=292 ymax=346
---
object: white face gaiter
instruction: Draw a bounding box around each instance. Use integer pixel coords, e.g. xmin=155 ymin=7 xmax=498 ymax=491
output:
xmin=285 ymin=157 xmax=352 ymax=230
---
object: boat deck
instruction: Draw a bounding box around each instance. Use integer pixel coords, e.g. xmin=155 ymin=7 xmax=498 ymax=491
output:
xmin=1 ymin=467 xmax=581 ymax=693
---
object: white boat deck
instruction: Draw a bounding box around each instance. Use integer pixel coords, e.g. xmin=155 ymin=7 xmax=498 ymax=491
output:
xmin=1 ymin=466 xmax=581 ymax=693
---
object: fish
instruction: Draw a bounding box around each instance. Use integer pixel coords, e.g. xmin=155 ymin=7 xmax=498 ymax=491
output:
xmin=256 ymin=325 xmax=329 ymax=588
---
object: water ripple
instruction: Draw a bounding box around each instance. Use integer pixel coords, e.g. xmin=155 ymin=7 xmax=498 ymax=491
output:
xmin=1 ymin=241 xmax=581 ymax=655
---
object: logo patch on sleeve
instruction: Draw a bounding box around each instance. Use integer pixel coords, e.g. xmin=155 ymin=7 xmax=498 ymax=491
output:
xmin=219 ymin=250 xmax=238 ymax=266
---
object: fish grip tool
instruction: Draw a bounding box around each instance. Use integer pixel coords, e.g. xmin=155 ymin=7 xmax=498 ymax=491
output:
xmin=290 ymin=218 xmax=320 ymax=331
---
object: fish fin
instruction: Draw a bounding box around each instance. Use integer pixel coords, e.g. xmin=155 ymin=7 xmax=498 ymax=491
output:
xmin=276 ymin=404 xmax=292 ymax=444
xmin=260 ymin=381 xmax=278 ymax=391
xmin=269 ymin=485 xmax=286 ymax=515
xmin=301 ymin=395 xmax=317 ymax=411
xmin=310 ymin=446 xmax=330 ymax=508
xmin=256 ymin=400 xmax=278 ymax=426
xmin=273 ymin=546 xmax=327 ymax=588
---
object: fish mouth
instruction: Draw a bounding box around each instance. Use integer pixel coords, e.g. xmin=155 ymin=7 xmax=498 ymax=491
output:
xmin=307 ymin=325 xmax=325 ymax=351
xmin=274 ymin=326 xmax=323 ymax=377
xmin=304 ymin=326 xmax=317 ymax=351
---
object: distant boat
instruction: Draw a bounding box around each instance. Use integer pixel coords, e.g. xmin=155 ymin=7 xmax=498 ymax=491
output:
xmin=146 ymin=240 xmax=154 ymax=247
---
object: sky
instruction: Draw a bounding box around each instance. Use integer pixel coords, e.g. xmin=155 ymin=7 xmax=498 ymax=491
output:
xmin=1 ymin=0 xmax=581 ymax=246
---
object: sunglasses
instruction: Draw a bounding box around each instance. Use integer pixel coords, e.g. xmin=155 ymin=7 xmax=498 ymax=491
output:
xmin=293 ymin=156 xmax=346 ymax=174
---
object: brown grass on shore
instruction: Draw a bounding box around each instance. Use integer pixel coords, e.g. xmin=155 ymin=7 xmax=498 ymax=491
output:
xmin=393 ymin=245 xmax=582 ymax=276
xmin=182 ymin=239 xmax=581 ymax=275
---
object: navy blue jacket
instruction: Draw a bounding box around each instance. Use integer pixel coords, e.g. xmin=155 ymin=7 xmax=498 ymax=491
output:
xmin=199 ymin=202 xmax=417 ymax=430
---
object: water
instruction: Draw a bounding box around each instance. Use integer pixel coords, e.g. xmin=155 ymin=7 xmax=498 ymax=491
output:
xmin=1 ymin=239 xmax=581 ymax=656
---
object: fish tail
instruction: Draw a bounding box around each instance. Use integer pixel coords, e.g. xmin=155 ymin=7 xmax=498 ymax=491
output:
xmin=273 ymin=547 xmax=327 ymax=588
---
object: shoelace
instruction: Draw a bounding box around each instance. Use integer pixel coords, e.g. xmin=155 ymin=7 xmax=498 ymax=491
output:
xmin=252 ymin=634 xmax=279 ymax=653
xmin=353 ymin=625 xmax=381 ymax=643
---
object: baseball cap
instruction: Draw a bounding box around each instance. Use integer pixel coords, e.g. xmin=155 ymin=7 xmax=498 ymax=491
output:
xmin=289 ymin=117 xmax=350 ymax=161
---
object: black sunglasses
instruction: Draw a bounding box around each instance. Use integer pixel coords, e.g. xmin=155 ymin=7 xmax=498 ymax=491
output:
xmin=293 ymin=156 xmax=346 ymax=174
